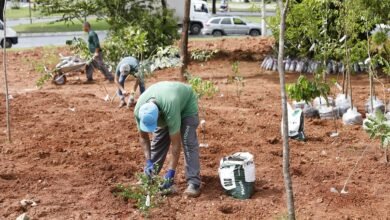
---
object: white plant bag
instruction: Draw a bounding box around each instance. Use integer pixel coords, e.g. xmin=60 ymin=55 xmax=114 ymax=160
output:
xmin=342 ymin=107 xmax=363 ymax=125
xmin=365 ymin=96 xmax=385 ymax=114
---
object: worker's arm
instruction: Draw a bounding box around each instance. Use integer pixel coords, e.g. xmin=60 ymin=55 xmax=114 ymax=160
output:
xmin=168 ymin=132 xmax=182 ymax=170
xmin=93 ymin=33 xmax=101 ymax=57
xmin=114 ymin=73 xmax=127 ymax=94
xmin=139 ymin=131 xmax=151 ymax=160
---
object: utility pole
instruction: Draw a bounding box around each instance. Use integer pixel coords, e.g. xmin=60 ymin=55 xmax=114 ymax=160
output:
xmin=3 ymin=4 xmax=11 ymax=142
xmin=261 ymin=0 xmax=266 ymax=36
xmin=29 ymin=0 xmax=32 ymax=24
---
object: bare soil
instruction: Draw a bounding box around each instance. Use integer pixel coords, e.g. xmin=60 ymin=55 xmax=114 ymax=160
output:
xmin=1 ymin=38 xmax=390 ymax=220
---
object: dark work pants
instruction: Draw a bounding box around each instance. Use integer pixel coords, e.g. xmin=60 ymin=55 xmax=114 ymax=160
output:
xmin=150 ymin=115 xmax=201 ymax=186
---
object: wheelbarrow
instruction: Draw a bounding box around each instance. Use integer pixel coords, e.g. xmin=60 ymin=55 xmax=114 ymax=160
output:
xmin=44 ymin=54 xmax=89 ymax=85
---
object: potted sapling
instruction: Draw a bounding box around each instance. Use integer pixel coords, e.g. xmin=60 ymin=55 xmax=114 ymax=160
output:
xmin=286 ymin=75 xmax=330 ymax=118
xmin=363 ymin=111 xmax=390 ymax=163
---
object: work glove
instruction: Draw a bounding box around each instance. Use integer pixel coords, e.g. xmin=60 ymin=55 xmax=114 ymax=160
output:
xmin=160 ymin=169 xmax=175 ymax=190
xmin=122 ymin=90 xmax=128 ymax=96
xmin=144 ymin=159 xmax=155 ymax=178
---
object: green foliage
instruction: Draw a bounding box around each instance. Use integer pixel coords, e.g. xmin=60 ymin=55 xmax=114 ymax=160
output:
xmin=35 ymin=47 xmax=59 ymax=88
xmin=268 ymin=0 xmax=390 ymax=66
xmin=103 ymin=27 xmax=149 ymax=67
xmin=286 ymin=75 xmax=330 ymax=104
xmin=191 ymin=49 xmax=218 ymax=62
xmin=36 ymin=71 xmax=52 ymax=88
xmin=137 ymin=46 xmax=182 ymax=79
xmin=114 ymin=173 xmax=166 ymax=217
xmin=66 ymin=37 xmax=92 ymax=60
xmin=370 ymin=31 xmax=390 ymax=75
xmin=38 ymin=0 xmax=179 ymax=62
xmin=187 ymin=74 xmax=219 ymax=99
xmin=36 ymin=0 xmax=101 ymax=22
xmin=364 ymin=111 xmax=390 ymax=151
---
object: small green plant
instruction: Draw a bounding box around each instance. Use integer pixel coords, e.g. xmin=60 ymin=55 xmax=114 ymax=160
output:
xmin=286 ymin=75 xmax=330 ymax=104
xmin=36 ymin=71 xmax=52 ymax=88
xmin=114 ymin=173 xmax=166 ymax=217
xmin=191 ymin=49 xmax=218 ymax=62
xmin=66 ymin=37 xmax=92 ymax=60
xmin=187 ymin=74 xmax=218 ymax=99
xmin=364 ymin=111 xmax=390 ymax=163
xmin=35 ymin=47 xmax=59 ymax=88
xmin=229 ymin=61 xmax=245 ymax=101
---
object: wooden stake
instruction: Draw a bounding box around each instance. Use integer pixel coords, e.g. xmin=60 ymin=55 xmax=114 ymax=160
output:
xmin=277 ymin=0 xmax=296 ymax=219
xmin=3 ymin=7 xmax=11 ymax=142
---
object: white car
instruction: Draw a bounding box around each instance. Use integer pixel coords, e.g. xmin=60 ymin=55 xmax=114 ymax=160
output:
xmin=202 ymin=16 xmax=261 ymax=37
xmin=0 ymin=21 xmax=18 ymax=48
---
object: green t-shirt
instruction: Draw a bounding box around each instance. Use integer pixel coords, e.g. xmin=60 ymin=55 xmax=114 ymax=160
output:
xmin=134 ymin=81 xmax=198 ymax=135
xmin=87 ymin=30 xmax=101 ymax=54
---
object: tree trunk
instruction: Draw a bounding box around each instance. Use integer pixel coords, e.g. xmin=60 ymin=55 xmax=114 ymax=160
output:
xmin=212 ymin=0 xmax=216 ymax=14
xmin=0 ymin=0 xmax=5 ymax=21
xmin=277 ymin=0 xmax=295 ymax=219
xmin=180 ymin=0 xmax=191 ymax=81
xmin=161 ymin=0 xmax=167 ymax=9
xmin=3 ymin=6 xmax=11 ymax=142
xmin=161 ymin=0 xmax=167 ymax=24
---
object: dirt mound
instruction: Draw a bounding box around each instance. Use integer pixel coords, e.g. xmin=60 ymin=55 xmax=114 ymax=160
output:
xmin=189 ymin=37 xmax=274 ymax=61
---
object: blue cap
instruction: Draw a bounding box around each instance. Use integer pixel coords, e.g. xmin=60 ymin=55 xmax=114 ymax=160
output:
xmin=139 ymin=102 xmax=159 ymax=132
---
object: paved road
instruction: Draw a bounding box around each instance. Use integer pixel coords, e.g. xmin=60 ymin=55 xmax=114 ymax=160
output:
xmin=8 ymin=17 xmax=61 ymax=27
xmin=13 ymin=32 xmax=108 ymax=49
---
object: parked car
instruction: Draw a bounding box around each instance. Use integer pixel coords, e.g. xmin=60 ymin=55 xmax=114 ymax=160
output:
xmin=0 ymin=21 xmax=18 ymax=48
xmin=202 ymin=16 xmax=261 ymax=37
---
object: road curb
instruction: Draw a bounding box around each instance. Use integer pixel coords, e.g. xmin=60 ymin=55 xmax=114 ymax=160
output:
xmin=18 ymin=30 xmax=108 ymax=37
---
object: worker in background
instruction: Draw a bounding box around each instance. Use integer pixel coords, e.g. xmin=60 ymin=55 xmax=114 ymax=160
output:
xmin=115 ymin=56 xmax=145 ymax=108
xmin=83 ymin=22 xmax=114 ymax=83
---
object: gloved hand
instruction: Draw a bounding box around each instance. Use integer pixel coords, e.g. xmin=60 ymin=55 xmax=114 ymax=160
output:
xmin=160 ymin=169 xmax=175 ymax=190
xmin=122 ymin=90 xmax=128 ymax=96
xmin=144 ymin=159 xmax=155 ymax=177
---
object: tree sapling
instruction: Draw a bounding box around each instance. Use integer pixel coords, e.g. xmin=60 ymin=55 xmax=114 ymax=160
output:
xmin=114 ymin=172 xmax=167 ymax=217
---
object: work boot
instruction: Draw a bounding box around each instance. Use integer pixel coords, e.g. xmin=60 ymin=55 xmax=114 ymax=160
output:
xmin=83 ymin=79 xmax=94 ymax=84
xmin=118 ymin=100 xmax=126 ymax=108
xmin=184 ymin=184 xmax=201 ymax=198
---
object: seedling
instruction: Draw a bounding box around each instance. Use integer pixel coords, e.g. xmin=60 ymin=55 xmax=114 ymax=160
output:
xmin=114 ymin=172 xmax=167 ymax=217
xmin=187 ymin=73 xmax=218 ymax=148
xmin=229 ymin=61 xmax=245 ymax=101
xmin=191 ymin=49 xmax=218 ymax=62
xmin=35 ymin=48 xmax=61 ymax=88
xmin=364 ymin=111 xmax=390 ymax=163
xmin=286 ymin=75 xmax=330 ymax=105
xmin=187 ymin=74 xmax=218 ymax=99
xmin=66 ymin=37 xmax=92 ymax=60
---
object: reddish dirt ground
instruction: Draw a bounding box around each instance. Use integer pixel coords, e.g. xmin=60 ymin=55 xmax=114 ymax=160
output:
xmin=1 ymin=38 xmax=390 ymax=220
